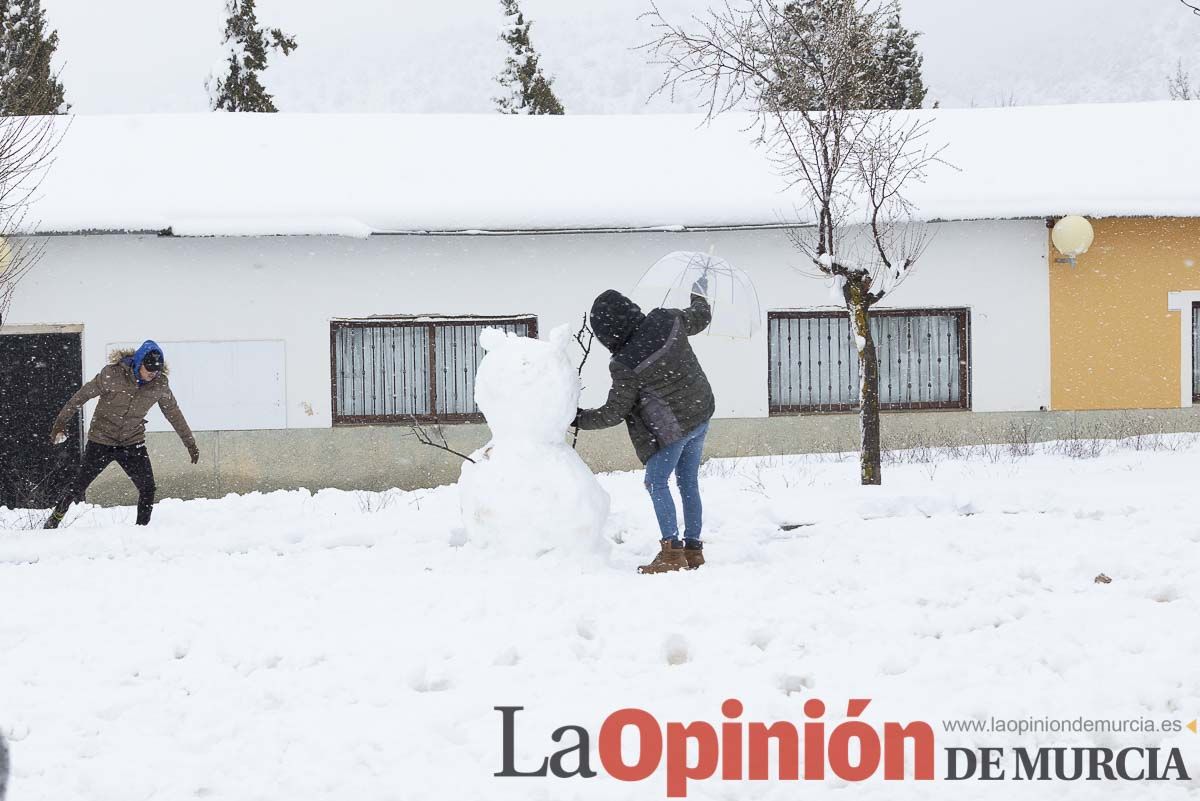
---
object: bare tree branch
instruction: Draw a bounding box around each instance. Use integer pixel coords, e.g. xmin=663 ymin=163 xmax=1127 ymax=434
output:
xmin=1167 ymin=58 xmax=1196 ymax=101
xmin=0 ymin=43 xmax=70 ymax=327
xmin=1182 ymin=0 xmax=1200 ymax=17
xmin=0 ymin=114 xmax=66 ymax=327
xmin=573 ymin=312 xmax=594 ymax=377
xmin=571 ymin=312 xmax=594 ymax=450
xmin=407 ymin=416 xmax=476 ymax=464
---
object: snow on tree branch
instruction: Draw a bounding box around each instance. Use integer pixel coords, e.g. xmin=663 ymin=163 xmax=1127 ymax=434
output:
xmin=207 ymin=0 xmax=298 ymax=112
xmin=0 ymin=0 xmax=68 ymax=115
xmin=494 ymin=0 xmax=565 ymax=115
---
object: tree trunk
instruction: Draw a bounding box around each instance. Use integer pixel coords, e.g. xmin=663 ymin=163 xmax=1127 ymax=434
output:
xmin=847 ymin=280 xmax=882 ymax=485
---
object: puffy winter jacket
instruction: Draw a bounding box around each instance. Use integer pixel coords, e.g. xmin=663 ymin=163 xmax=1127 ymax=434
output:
xmin=576 ymin=290 xmax=715 ymax=463
xmin=51 ymin=350 xmax=196 ymax=453
xmin=1 ymin=732 xmax=8 ymax=801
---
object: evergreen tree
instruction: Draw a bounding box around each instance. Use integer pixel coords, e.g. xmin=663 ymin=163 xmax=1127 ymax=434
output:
xmin=871 ymin=12 xmax=926 ymax=109
xmin=494 ymin=0 xmax=564 ymax=115
xmin=207 ymin=0 xmax=297 ymax=112
xmin=771 ymin=0 xmax=926 ymax=111
xmin=769 ymin=0 xmax=874 ymax=111
xmin=0 ymin=0 xmax=68 ymax=115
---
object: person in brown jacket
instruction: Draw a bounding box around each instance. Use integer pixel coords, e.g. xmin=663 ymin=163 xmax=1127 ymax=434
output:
xmin=44 ymin=340 xmax=198 ymax=529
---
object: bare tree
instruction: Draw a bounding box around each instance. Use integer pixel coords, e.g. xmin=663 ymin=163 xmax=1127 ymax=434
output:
xmin=0 ymin=110 xmax=63 ymax=327
xmin=643 ymin=0 xmax=945 ymax=485
xmin=1168 ymin=59 xmax=1196 ymax=101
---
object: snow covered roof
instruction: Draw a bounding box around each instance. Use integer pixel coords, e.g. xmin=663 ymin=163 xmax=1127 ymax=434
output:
xmin=23 ymin=102 xmax=1200 ymax=237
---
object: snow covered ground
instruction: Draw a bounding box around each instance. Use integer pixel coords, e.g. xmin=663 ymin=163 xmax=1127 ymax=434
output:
xmin=1 ymin=435 xmax=1198 ymax=799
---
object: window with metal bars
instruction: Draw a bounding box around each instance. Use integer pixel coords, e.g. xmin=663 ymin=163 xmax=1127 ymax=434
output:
xmin=768 ymin=308 xmax=970 ymax=413
xmin=330 ymin=316 xmax=538 ymax=424
xmin=1193 ymin=303 xmax=1199 ymax=402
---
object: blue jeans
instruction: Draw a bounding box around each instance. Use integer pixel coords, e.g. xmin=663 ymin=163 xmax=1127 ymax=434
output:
xmin=644 ymin=422 xmax=709 ymax=543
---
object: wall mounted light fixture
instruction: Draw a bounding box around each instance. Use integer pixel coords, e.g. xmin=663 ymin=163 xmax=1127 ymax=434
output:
xmin=1050 ymin=216 xmax=1095 ymax=268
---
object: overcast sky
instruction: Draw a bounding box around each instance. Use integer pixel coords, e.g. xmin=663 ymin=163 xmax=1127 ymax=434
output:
xmin=43 ymin=0 xmax=1200 ymax=114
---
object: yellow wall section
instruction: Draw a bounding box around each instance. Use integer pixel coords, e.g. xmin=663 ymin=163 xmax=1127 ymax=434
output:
xmin=1050 ymin=217 xmax=1200 ymax=410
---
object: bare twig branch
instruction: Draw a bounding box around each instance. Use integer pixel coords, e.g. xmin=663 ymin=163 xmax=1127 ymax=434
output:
xmin=408 ymin=416 xmax=476 ymax=463
xmin=573 ymin=312 xmax=594 ymax=377
xmin=0 ymin=25 xmax=72 ymax=323
xmin=0 ymin=95 xmax=68 ymax=326
xmin=1182 ymin=0 xmax=1200 ymax=17
xmin=1167 ymin=58 xmax=1196 ymax=101
xmin=571 ymin=312 xmax=594 ymax=449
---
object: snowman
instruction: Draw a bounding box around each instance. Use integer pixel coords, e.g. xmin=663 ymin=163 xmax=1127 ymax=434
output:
xmin=458 ymin=325 xmax=610 ymax=557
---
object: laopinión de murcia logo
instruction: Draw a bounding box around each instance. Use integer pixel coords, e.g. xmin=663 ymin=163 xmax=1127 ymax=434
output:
xmin=495 ymin=699 xmax=1194 ymax=797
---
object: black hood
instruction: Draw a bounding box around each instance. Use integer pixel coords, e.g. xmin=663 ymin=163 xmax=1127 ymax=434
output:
xmin=590 ymin=290 xmax=646 ymax=353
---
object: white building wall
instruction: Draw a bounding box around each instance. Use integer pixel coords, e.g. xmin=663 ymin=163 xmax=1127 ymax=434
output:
xmin=6 ymin=219 xmax=1049 ymax=432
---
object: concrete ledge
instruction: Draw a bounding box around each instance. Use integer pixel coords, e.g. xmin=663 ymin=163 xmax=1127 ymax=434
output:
xmin=84 ymin=407 xmax=1200 ymax=505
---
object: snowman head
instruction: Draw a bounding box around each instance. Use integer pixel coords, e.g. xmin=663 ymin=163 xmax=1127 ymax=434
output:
xmin=474 ymin=325 xmax=578 ymax=444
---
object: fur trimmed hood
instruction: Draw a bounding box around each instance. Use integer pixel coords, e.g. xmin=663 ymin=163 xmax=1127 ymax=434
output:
xmin=108 ymin=346 xmax=170 ymax=376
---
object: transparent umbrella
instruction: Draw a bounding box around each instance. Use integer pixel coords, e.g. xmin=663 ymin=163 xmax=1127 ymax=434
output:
xmin=631 ymin=250 xmax=762 ymax=339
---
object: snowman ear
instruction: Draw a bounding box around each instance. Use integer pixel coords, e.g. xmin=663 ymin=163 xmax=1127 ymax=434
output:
xmin=548 ymin=324 xmax=571 ymax=353
xmin=479 ymin=328 xmax=507 ymax=353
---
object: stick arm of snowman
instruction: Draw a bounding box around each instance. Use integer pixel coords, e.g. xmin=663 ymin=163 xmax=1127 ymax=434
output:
xmin=570 ymin=313 xmax=595 ymax=450
xmin=572 ymin=303 xmax=639 ymax=436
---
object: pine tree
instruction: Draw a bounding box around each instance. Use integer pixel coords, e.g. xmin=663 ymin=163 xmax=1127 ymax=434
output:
xmin=769 ymin=0 xmax=874 ymax=111
xmin=207 ymin=0 xmax=297 ymax=112
xmin=772 ymin=0 xmax=926 ymax=111
xmin=871 ymin=12 xmax=926 ymax=109
xmin=0 ymin=0 xmax=68 ymax=115
xmin=494 ymin=0 xmax=564 ymax=115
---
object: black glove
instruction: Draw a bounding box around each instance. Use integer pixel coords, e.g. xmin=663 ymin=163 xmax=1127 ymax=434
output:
xmin=188 ymin=444 xmax=200 ymax=465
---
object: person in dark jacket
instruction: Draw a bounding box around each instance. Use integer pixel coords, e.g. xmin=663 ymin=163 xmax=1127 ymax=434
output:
xmin=0 ymin=732 xmax=8 ymax=801
xmin=44 ymin=340 xmax=199 ymax=529
xmin=575 ymin=279 xmax=715 ymax=573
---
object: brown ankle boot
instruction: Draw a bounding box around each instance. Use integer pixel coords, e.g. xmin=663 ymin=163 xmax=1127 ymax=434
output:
xmin=638 ymin=540 xmax=688 ymax=574
xmin=683 ymin=541 xmax=704 ymax=570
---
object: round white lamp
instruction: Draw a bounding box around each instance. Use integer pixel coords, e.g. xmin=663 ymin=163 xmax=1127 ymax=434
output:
xmin=1051 ymin=216 xmax=1094 ymax=267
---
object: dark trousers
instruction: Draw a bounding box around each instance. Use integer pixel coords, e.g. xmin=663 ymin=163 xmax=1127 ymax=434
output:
xmin=53 ymin=442 xmax=157 ymax=525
